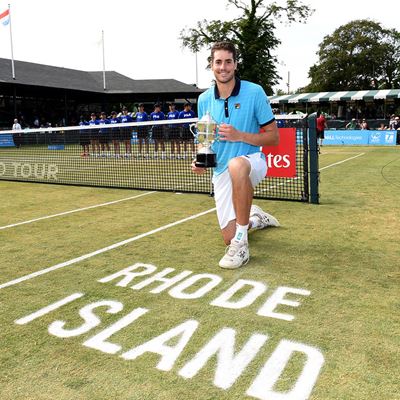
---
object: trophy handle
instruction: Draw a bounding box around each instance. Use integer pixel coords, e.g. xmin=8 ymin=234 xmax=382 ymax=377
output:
xmin=189 ymin=123 xmax=196 ymax=138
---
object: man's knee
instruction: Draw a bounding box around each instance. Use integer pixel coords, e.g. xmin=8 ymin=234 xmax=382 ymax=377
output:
xmin=228 ymin=157 xmax=250 ymax=178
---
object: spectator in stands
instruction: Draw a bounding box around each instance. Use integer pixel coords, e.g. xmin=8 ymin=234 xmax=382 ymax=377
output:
xmin=377 ymin=123 xmax=387 ymax=130
xmin=120 ymin=106 xmax=134 ymax=157
xmin=273 ymin=108 xmax=285 ymax=128
xmin=12 ymin=118 xmax=21 ymax=130
xmin=150 ymin=103 xmax=166 ymax=159
xmin=12 ymin=118 xmax=22 ymax=148
xmin=316 ymin=111 xmax=327 ymax=147
xmin=388 ymin=114 xmax=396 ymax=130
xmin=167 ymin=102 xmax=181 ymax=158
xmin=389 ymin=116 xmax=400 ymax=131
xmin=33 ymin=116 xmax=40 ymax=128
xmin=345 ymin=118 xmax=358 ymax=130
xmin=359 ymin=119 xmax=369 ymax=130
xmin=396 ymin=117 xmax=400 ymax=145
xmin=136 ymin=103 xmax=149 ymax=157
xmin=79 ymin=116 xmax=90 ymax=157
xmin=179 ymin=102 xmax=196 ymax=158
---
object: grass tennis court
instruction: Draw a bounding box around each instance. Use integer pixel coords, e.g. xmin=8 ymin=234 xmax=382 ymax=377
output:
xmin=0 ymin=146 xmax=399 ymax=400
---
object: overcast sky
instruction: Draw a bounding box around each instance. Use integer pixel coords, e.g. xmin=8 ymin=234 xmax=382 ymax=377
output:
xmin=0 ymin=0 xmax=397 ymax=94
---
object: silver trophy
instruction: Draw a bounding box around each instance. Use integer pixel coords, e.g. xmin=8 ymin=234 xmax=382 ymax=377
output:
xmin=190 ymin=111 xmax=217 ymax=168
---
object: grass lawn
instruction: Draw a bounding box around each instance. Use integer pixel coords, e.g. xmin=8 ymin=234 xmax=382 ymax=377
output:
xmin=0 ymin=146 xmax=399 ymax=399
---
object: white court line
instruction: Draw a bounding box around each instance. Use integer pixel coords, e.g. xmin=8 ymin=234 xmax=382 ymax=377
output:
xmin=319 ymin=152 xmax=365 ymax=170
xmin=258 ymin=152 xmax=365 ymax=192
xmin=0 ymin=191 xmax=156 ymax=231
xmin=0 ymin=153 xmax=366 ymax=288
xmin=0 ymin=207 xmax=216 ymax=290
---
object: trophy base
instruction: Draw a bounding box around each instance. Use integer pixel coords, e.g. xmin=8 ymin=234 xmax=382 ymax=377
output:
xmin=195 ymin=152 xmax=216 ymax=168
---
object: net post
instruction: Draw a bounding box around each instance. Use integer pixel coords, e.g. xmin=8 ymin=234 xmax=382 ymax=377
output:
xmin=308 ymin=113 xmax=320 ymax=204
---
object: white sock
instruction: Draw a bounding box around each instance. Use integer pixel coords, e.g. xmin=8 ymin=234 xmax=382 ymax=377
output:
xmin=233 ymin=223 xmax=248 ymax=243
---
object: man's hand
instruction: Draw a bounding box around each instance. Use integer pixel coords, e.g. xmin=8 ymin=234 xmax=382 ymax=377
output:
xmin=191 ymin=160 xmax=206 ymax=175
xmin=218 ymin=123 xmax=242 ymax=142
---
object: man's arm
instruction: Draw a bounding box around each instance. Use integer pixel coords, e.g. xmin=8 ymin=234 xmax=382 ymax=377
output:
xmin=218 ymin=120 xmax=279 ymax=147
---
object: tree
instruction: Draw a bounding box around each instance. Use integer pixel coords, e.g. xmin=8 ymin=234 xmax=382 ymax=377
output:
xmin=179 ymin=0 xmax=314 ymax=94
xmin=306 ymin=20 xmax=400 ymax=92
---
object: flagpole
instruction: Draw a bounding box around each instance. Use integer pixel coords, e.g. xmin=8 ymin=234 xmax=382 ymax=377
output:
xmin=195 ymin=51 xmax=198 ymax=87
xmin=8 ymin=4 xmax=15 ymax=79
xmin=102 ymin=29 xmax=106 ymax=90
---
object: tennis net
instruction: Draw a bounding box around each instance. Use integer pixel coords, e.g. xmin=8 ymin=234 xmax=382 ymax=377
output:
xmin=0 ymin=116 xmax=316 ymax=202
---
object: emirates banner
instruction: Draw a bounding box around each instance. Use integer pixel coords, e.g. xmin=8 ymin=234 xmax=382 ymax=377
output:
xmin=262 ymin=127 xmax=297 ymax=178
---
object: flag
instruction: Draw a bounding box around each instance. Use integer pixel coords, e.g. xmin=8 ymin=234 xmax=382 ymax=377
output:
xmin=0 ymin=8 xmax=10 ymax=26
xmin=1 ymin=5 xmax=15 ymax=79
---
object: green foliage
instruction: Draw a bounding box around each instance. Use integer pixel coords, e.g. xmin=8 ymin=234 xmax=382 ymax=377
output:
xmin=180 ymin=0 xmax=314 ymax=94
xmin=306 ymin=19 xmax=400 ymax=92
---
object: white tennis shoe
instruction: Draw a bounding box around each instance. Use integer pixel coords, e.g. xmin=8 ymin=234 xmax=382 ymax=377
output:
xmin=219 ymin=241 xmax=249 ymax=269
xmin=250 ymin=205 xmax=280 ymax=229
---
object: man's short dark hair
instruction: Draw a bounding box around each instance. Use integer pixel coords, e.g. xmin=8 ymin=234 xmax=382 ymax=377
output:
xmin=211 ymin=41 xmax=237 ymax=62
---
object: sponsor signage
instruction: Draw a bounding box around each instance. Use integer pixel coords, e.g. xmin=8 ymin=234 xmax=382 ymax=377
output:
xmin=262 ymin=127 xmax=297 ymax=178
xmin=0 ymin=133 xmax=15 ymax=147
xmin=324 ymin=130 xmax=397 ymax=146
xmin=368 ymin=130 xmax=397 ymax=145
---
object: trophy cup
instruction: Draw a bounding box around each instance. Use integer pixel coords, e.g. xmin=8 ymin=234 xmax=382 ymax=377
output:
xmin=190 ymin=112 xmax=217 ymax=168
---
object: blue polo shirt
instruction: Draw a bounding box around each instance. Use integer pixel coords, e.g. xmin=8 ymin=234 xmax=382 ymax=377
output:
xmin=136 ymin=111 xmax=148 ymax=123
xmin=167 ymin=110 xmax=180 ymax=120
xmin=120 ymin=114 xmax=133 ymax=124
xmin=98 ymin=118 xmax=110 ymax=134
xmin=179 ymin=109 xmax=196 ymax=128
xmin=197 ymin=78 xmax=274 ymax=175
xmin=150 ymin=111 xmax=165 ymax=121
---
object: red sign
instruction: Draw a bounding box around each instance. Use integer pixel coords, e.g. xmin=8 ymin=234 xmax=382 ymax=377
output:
xmin=262 ymin=127 xmax=297 ymax=177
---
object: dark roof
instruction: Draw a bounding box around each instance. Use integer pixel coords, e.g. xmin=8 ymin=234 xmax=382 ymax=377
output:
xmin=0 ymin=58 xmax=203 ymax=95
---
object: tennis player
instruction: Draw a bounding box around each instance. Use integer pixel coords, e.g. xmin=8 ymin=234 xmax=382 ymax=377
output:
xmin=192 ymin=41 xmax=280 ymax=269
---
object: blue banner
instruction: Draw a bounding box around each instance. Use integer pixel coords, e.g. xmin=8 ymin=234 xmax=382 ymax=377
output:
xmin=368 ymin=130 xmax=397 ymax=146
xmin=0 ymin=133 xmax=15 ymax=147
xmin=324 ymin=130 xmax=397 ymax=146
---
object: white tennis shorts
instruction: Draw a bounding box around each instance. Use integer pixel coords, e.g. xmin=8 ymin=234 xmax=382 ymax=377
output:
xmin=212 ymin=152 xmax=267 ymax=229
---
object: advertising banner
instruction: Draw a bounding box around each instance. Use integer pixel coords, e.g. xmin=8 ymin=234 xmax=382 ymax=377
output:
xmin=368 ymin=130 xmax=397 ymax=146
xmin=0 ymin=133 xmax=15 ymax=147
xmin=262 ymin=127 xmax=297 ymax=178
xmin=324 ymin=130 xmax=397 ymax=146
xmin=324 ymin=131 xmax=369 ymax=145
